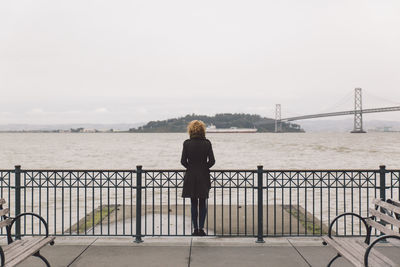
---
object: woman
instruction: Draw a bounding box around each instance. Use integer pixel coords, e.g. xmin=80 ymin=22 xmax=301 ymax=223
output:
xmin=181 ymin=120 xmax=215 ymax=236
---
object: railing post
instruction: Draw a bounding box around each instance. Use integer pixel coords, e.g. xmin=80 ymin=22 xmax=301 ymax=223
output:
xmin=378 ymin=165 xmax=388 ymax=243
xmin=135 ymin=165 xmax=143 ymax=243
xmin=256 ymin=165 xmax=265 ymax=243
xmin=14 ymin=165 xmax=21 ymax=240
xmin=379 ymin=165 xmax=386 ymax=201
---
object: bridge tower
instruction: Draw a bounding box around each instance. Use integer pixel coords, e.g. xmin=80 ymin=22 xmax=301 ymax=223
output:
xmin=351 ymin=88 xmax=366 ymax=133
xmin=275 ymin=104 xmax=282 ymax=133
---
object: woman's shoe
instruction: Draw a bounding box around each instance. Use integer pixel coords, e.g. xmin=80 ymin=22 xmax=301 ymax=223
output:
xmin=198 ymin=229 xmax=207 ymax=236
xmin=192 ymin=229 xmax=199 ymax=236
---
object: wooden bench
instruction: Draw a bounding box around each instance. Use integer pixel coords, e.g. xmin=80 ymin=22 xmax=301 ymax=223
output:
xmin=322 ymin=198 xmax=400 ymax=267
xmin=0 ymin=198 xmax=55 ymax=267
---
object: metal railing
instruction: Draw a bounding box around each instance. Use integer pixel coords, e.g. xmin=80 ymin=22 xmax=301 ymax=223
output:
xmin=0 ymin=165 xmax=399 ymax=242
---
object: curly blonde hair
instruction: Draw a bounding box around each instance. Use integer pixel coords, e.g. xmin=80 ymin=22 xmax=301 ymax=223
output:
xmin=187 ymin=120 xmax=206 ymax=138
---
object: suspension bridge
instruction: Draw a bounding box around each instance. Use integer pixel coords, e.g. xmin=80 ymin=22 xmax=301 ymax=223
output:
xmin=274 ymin=88 xmax=400 ymax=133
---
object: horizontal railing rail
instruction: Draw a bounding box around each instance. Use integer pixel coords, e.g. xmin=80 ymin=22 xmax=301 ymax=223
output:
xmin=0 ymin=165 xmax=398 ymax=242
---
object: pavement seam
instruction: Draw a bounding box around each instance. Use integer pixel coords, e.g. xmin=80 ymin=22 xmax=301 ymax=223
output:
xmin=66 ymin=237 xmax=98 ymax=267
xmin=287 ymin=238 xmax=312 ymax=267
xmin=188 ymin=237 xmax=193 ymax=267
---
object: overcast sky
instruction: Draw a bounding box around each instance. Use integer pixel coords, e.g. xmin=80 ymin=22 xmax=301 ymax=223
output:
xmin=1 ymin=0 xmax=400 ymax=124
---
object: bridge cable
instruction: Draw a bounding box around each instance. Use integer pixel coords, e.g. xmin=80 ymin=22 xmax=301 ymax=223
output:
xmin=362 ymin=91 xmax=400 ymax=106
xmin=314 ymin=90 xmax=354 ymax=114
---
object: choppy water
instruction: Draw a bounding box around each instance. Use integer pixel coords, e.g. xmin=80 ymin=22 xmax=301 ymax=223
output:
xmin=0 ymin=132 xmax=399 ymax=169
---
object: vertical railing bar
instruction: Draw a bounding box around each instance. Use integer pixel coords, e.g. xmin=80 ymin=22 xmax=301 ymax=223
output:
xmin=14 ymin=165 xmax=21 ymax=239
xmin=256 ymin=166 xmax=264 ymax=243
xmin=289 ymin=171 xmax=292 ymax=236
xmin=213 ymin=172 xmax=216 ymax=237
xmin=100 ymin=172 xmax=103 ymax=235
xmin=167 ymin=172 xmax=170 ymax=236
xmin=115 ymin=172 xmax=118 ymax=236
xmin=236 ymin=173 xmax=239 ymax=236
xmin=379 ymin=165 xmax=387 ymax=235
xmin=152 ymin=173 xmax=155 ymax=236
xmin=229 ymin=172 xmax=232 ymax=236
xmin=123 ymin=172 xmax=126 ymax=236
xmin=335 ymin=172 xmax=338 ymax=235
xmin=84 ymin=172 xmax=87 ymax=236
xmin=130 ymin=171 xmax=133 ymax=236
xmin=351 ymin=172 xmax=354 ymax=236
xmin=206 ymin=172 xmax=209 ymax=235
xmin=107 ymin=172 xmax=110 ymax=236
xmin=77 ymin=172 xmax=80 ymax=235
xmin=281 ymin=172 xmax=284 ymax=236
xmin=144 ymin=172 xmax=147 ymax=236
xmin=92 ymin=172 xmax=95 ymax=236
xmin=266 ymin=172 xmax=269 ymax=237
xmin=221 ymin=172 xmax=224 ymax=236
xmin=343 ymin=172 xmax=347 ymax=236
xmin=23 ymin=171 xmax=26 ymax=235
xmin=160 ymin=172 xmax=163 ymax=236
xmin=61 ymin=172 xmax=64 ymax=236
xmin=39 ymin=171 xmax=42 ymax=235
xmin=46 ymin=171 xmax=49 ymax=236
xmin=273 ymin=172 xmax=276 ymax=236
xmin=297 ymin=172 xmax=299 ymax=236
xmin=135 ymin=166 xmax=143 ymax=243
xmin=312 ymin=172 xmax=315 ymax=236
xmin=358 ymin=172 xmax=362 ymax=235
xmin=252 ymin=172 xmax=255 ymax=237
xmin=328 ymin=172 xmax=331 ymax=236
xmin=175 ymin=172 xmax=178 ymax=236
xmin=304 ymin=172 xmax=307 ymax=236
xmin=319 ymin=172 xmax=322 ymax=237
xmin=244 ymin=172 xmax=247 ymax=236
xmin=54 ymin=172 xmax=57 ymax=236
xmin=31 ymin=171 xmax=34 ymax=235
xmin=69 ymin=172 xmax=72 ymax=235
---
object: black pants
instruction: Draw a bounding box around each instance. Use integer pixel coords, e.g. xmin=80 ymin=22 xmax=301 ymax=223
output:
xmin=191 ymin=198 xmax=207 ymax=229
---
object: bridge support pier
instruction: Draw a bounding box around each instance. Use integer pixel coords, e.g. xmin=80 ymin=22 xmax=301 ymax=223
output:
xmin=351 ymin=88 xmax=366 ymax=133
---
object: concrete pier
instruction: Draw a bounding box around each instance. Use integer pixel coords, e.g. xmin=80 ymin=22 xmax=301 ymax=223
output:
xmin=8 ymin=237 xmax=400 ymax=267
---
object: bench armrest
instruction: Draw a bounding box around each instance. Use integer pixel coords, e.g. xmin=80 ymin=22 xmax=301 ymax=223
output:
xmin=327 ymin=212 xmax=371 ymax=244
xmin=7 ymin=213 xmax=50 ymax=244
xmin=364 ymin=235 xmax=400 ymax=267
xmin=0 ymin=246 xmax=4 ymax=267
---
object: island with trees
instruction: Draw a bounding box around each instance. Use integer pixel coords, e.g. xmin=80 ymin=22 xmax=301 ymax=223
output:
xmin=129 ymin=113 xmax=304 ymax=133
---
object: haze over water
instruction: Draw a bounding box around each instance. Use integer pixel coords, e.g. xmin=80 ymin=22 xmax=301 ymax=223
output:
xmin=0 ymin=132 xmax=399 ymax=170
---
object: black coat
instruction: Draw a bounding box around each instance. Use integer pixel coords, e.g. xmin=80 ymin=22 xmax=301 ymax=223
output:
xmin=181 ymin=137 xmax=215 ymax=198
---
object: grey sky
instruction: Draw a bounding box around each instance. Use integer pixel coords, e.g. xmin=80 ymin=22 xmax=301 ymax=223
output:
xmin=1 ymin=0 xmax=400 ymax=124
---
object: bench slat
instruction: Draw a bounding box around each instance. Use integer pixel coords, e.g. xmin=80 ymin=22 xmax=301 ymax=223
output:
xmin=2 ymin=239 xmax=25 ymax=254
xmin=370 ymin=208 xmax=400 ymax=229
xmin=3 ymin=238 xmax=39 ymax=262
xmin=323 ymin=236 xmax=396 ymax=267
xmin=5 ymin=236 xmax=55 ymax=267
xmin=0 ymin=218 xmax=12 ymax=228
xmin=0 ymin=208 xmax=9 ymax=217
xmin=334 ymin=238 xmax=386 ymax=267
xmin=373 ymin=199 xmax=400 ymax=215
xmin=322 ymin=236 xmax=363 ymax=267
xmin=368 ymin=219 xmax=400 ymax=237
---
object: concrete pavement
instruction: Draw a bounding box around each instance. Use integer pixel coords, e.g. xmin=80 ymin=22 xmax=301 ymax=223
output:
xmin=6 ymin=237 xmax=400 ymax=267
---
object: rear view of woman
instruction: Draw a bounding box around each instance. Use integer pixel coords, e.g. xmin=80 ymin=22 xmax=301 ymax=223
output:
xmin=181 ymin=120 xmax=215 ymax=236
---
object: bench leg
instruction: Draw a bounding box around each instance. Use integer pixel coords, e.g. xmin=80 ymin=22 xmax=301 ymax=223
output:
xmin=33 ymin=251 xmax=50 ymax=267
xmin=327 ymin=253 xmax=341 ymax=267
